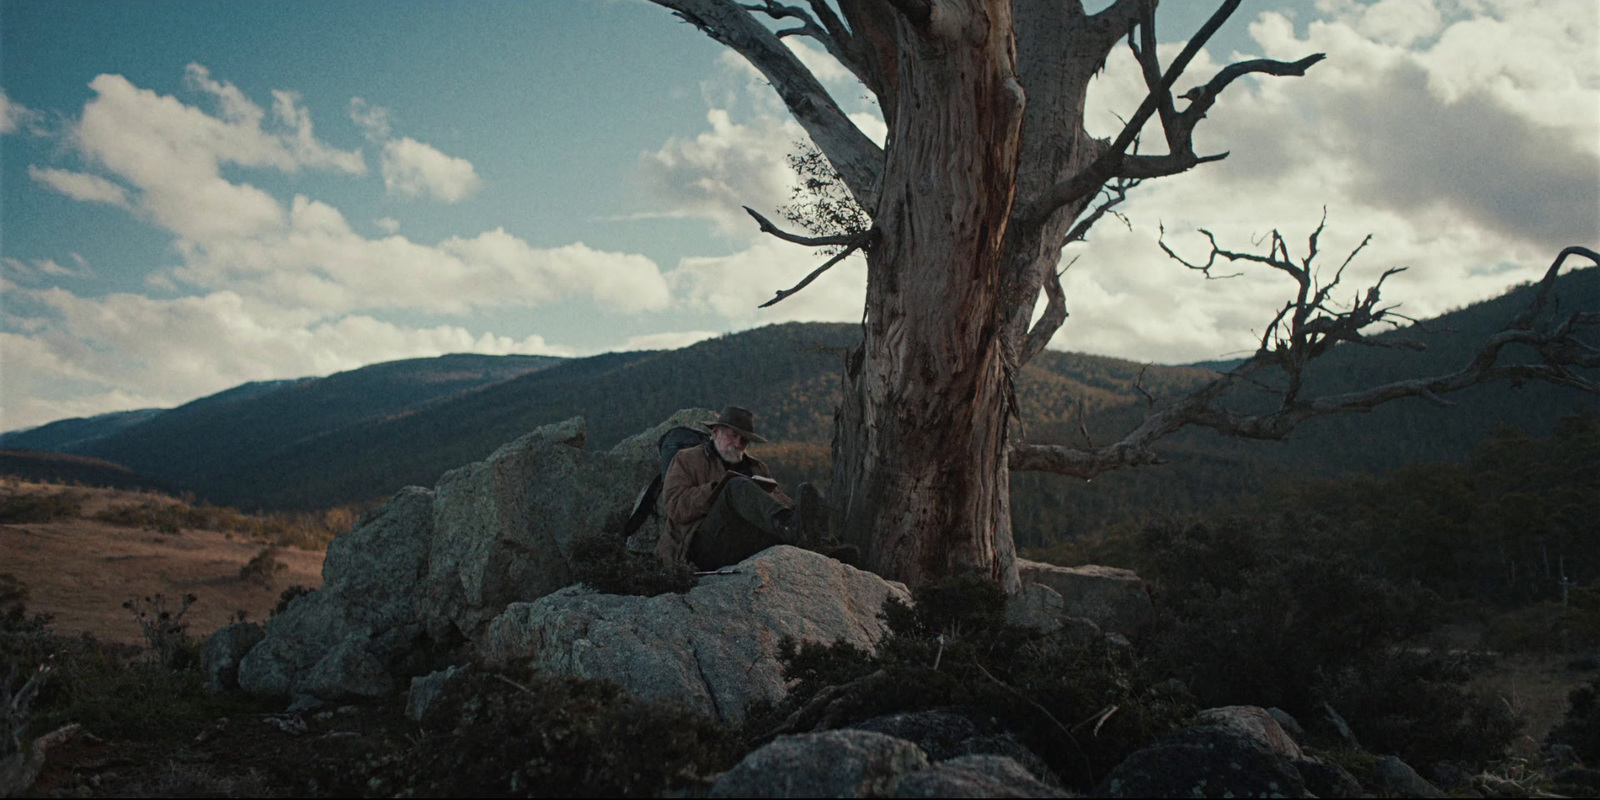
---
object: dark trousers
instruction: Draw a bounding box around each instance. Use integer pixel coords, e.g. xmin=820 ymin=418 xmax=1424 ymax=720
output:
xmin=686 ymin=477 xmax=795 ymax=571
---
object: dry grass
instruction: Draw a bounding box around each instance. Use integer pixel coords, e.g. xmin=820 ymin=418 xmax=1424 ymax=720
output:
xmin=0 ymin=480 xmax=324 ymax=645
xmin=1471 ymin=652 xmax=1594 ymax=758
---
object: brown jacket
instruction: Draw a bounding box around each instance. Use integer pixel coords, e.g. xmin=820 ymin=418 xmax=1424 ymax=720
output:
xmin=656 ymin=443 xmax=792 ymax=565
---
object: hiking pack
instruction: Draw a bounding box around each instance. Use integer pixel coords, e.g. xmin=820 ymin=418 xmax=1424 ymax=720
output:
xmin=622 ymin=425 xmax=711 ymax=537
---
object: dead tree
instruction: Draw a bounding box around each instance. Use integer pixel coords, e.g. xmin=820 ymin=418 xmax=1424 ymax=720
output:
xmin=648 ymin=0 xmax=1597 ymax=590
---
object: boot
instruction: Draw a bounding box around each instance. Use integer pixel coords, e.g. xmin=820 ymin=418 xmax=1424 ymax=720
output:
xmin=795 ymin=482 xmax=829 ymax=550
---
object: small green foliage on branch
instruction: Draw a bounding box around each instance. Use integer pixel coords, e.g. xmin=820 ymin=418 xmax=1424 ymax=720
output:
xmin=778 ymin=141 xmax=870 ymax=253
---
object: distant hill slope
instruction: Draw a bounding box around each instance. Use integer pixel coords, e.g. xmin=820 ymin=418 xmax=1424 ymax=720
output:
xmin=1 ymin=408 xmax=166 ymax=452
xmin=201 ymin=324 xmax=1217 ymax=509
xmin=0 ymin=450 xmax=182 ymax=494
xmin=11 ymin=353 xmax=562 ymax=493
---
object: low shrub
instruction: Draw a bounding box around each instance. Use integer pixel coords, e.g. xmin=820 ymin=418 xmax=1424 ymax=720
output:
xmin=1482 ymin=603 xmax=1600 ymax=653
xmin=748 ymin=575 xmax=1194 ymax=791
xmin=0 ymin=488 xmax=84 ymax=523
xmin=331 ymin=665 xmax=739 ymax=797
xmin=1318 ymin=649 xmax=1521 ymax=766
xmin=569 ymin=531 xmax=697 ymax=596
xmin=1548 ymin=676 xmax=1600 ymax=764
xmin=239 ymin=547 xmax=288 ymax=586
xmin=1135 ymin=514 xmax=1519 ymax=768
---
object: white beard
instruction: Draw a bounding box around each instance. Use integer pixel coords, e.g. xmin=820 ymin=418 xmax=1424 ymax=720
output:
xmin=715 ymin=441 xmax=745 ymax=464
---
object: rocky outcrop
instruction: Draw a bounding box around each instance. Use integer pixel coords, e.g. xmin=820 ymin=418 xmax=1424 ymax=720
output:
xmin=1014 ymin=560 xmax=1151 ymax=640
xmin=202 ymin=621 xmax=263 ymax=693
xmin=237 ymin=486 xmax=435 ymax=702
xmin=708 ymin=730 xmax=1068 ymax=798
xmin=849 ymin=710 xmax=1058 ymax=788
xmin=1102 ymin=706 xmax=1309 ymax=797
xmin=1369 ymin=754 xmax=1447 ymax=798
xmin=892 ymin=755 xmax=1066 ymax=798
xmin=420 ymin=409 xmax=712 ymax=641
xmin=477 ymin=545 xmax=909 ymax=721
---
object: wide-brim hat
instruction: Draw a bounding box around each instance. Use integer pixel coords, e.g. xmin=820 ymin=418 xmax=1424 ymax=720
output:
xmin=706 ymin=405 xmax=768 ymax=444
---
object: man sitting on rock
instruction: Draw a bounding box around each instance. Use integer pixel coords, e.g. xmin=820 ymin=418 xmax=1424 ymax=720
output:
xmin=656 ymin=406 xmax=845 ymax=571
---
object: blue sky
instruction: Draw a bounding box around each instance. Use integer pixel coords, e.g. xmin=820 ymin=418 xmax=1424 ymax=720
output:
xmin=2 ymin=0 xmax=1596 ymax=432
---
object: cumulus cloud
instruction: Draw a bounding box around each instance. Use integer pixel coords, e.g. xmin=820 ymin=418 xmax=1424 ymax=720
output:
xmin=374 ymin=216 xmax=401 ymax=234
xmin=667 ymin=238 xmax=866 ymax=325
xmin=637 ymin=109 xmax=803 ymax=235
xmin=28 ymin=165 xmax=131 ymax=207
xmin=380 ymin=136 xmax=482 ymax=202
xmin=48 ymin=68 xmax=667 ymax=316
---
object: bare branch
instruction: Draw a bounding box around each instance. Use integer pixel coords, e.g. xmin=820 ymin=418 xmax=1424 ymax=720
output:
xmin=653 ymin=0 xmax=884 ymax=208
xmin=741 ymin=0 xmax=879 ymax=91
xmin=1020 ymin=262 xmax=1068 ymax=365
xmin=1011 ymin=239 xmax=1600 ymax=480
xmin=759 ymin=227 xmax=876 ymax=308
xmin=1023 ymin=12 xmax=1323 ymax=227
xmin=745 ymin=205 xmax=860 ymax=247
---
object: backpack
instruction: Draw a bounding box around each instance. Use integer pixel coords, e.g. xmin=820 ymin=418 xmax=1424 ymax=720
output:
xmin=622 ymin=426 xmax=711 ymax=538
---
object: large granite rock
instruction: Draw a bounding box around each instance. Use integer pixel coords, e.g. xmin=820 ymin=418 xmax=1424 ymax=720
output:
xmin=236 ymin=486 xmax=434 ymax=700
xmin=421 ymin=409 xmax=713 ymax=641
xmin=478 ymin=545 xmax=910 ymax=721
xmin=202 ymin=621 xmax=263 ymax=693
xmin=1102 ymin=709 xmax=1309 ymax=798
xmin=848 ymin=710 xmax=1059 ymax=788
xmin=1014 ymin=560 xmax=1152 ymax=639
xmin=892 ymin=755 xmax=1068 ymax=798
xmin=710 ymin=730 xmax=929 ymax=798
xmin=708 ymin=730 xmax=1068 ymax=798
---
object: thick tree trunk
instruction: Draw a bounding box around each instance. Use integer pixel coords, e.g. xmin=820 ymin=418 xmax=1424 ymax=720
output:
xmin=830 ymin=1 xmax=1027 ymax=590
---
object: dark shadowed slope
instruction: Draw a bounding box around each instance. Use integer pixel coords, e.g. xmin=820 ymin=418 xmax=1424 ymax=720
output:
xmin=0 ymin=408 xmax=167 ymax=452
xmin=26 ymin=354 xmax=563 ymax=490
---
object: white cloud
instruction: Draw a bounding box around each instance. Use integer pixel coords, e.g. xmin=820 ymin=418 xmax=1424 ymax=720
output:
xmin=638 ymin=109 xmax=802 ymax=235
xmin=48 ymin=68 xmax=667 ymax=317
xmin=28 ymin=165 xmax=131 ymax=207
xmin=0 ymin=89 xmax=41 ymax=135
xmin=381 ymin=136 xmax=482 ymax=202
xmin=272 ymin=89 xmax=367 ymax=174
xmin=0 ymin=287 xmax=575 ymax=432
xmin=667 ymin=238 xmax=866 ymax=325
xmin=374 ymin=217 xmax=401 ymax=234
xmin=1043 ymin=0 xmax=1599 ymax=364
xmin=2 ymin=256 xmax=90 ymax=283
xmin=348 ymin=97 xmax=391 ymax=142
xmin=618 ymin=330 xmax=722 ymax=351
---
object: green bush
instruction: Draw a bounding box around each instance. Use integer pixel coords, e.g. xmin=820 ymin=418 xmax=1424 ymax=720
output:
xmin=748 ymin=575 xmax=1194 ymax=792
xmin=1135 ymin=515 xmax=1518 ymax=767
xmin=0 ymin=489 xmax=84 ymax=523
xmin=1482 ymin=603 xmax=1600 ymax=653
xmin=569 ymin=531 xmax=697 ymax=596
xmin=1318 ymin=649 xmax=1520 ymax=766
xmin=1548 ymin=676 xmax=1600 ymax=764
xmin=334 ymin=665 xmax=739 ymax=797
